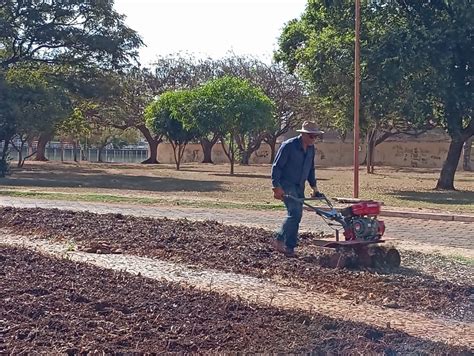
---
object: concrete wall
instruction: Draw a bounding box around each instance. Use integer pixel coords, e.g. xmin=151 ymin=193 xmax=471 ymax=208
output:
xmin=157 ymin=140 xmax=471 ymax=168
xmin=375 ymin=142 xmax=452 ymax=168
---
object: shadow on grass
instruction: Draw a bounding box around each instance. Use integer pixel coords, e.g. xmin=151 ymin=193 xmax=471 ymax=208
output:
xmin=1 ymin=170 xmax=224 ymax=193
xmin=388 ymin=190 xmax=474 ymax=206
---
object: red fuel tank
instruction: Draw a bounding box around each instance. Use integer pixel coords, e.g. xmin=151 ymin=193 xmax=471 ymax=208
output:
xmin=350 ymin=201 xmax=381 ymax=216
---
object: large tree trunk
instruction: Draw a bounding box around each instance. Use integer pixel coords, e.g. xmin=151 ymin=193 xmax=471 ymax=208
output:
xmin=1 ymin=138 xmax=10 ymax=161
xmin=239 ymin=142 xmax=262 ymax=165
xmin=237 ymin=134 xmax=262 ymax=165
xmin=463 ymin=136 xmax=473 ymax=171
xmin=436 ymin=138 xmax=464 ymax=190
xmin=34 ymin=133 xmax=52 ymax=161
xmin=16 ymin=141 xmax=24 ymax=168
xmin=240 ymin=151 xmax=251 ymax=165
xmin=266 ymin=136 xmax=277 ymax=163
xmin=60 ymin=141 xmax=65 ymax=162
xmin=200 ymin=135 xmax=218 ymax=164
xmin=72 ymin=140 xmax=78 ymax=162
xmin=137 ymin=125 xmax=161 ymax=164
xmin=97 ymin=145 xmax=106 ymax=162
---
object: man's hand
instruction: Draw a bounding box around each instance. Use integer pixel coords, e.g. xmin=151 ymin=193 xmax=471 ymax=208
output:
xmin=310 ymin=186 xmax=322 ymax=198
xmin=272 ymin=187 xmax=285 ymax=200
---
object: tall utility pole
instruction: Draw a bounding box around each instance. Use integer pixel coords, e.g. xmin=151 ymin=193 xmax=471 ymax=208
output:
xmin=353 ymin=0 xmax=361 ymax=198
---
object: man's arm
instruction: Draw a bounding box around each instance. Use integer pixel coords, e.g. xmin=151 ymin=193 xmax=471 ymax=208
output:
xmin=307 ymin=149 xmax=318 ymax=194
xmin=271 ymin=142 xmax=290 ymax=189
xmin=271 ymin=142 xmax=290 ymax=200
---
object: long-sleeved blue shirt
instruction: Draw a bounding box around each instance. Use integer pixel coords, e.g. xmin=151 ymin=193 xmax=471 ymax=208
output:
xmin=271 ymin=135 xmax=317 ymax=189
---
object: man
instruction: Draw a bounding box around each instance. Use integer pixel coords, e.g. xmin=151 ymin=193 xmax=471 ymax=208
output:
xmin=271 ymin=121 xmax=324 ymax=257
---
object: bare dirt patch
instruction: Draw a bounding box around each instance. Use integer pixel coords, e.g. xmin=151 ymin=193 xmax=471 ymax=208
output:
xmin=1 ymin=246 xmax=471 ymax=354
xmin=1 ymin=206 xmax=471 ymax=322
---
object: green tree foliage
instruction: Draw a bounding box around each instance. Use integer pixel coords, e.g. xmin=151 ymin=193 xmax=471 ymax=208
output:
xmin=276 ymin=0 xmax=472 ymax=187
xmin=101 ymin=68 xmax=161 ymax=164
xmin=217 ymin=56 xmax=310 ymax=163
xmin=150 ymin=54 xmax=218 ymax=163
xmin=0 ymin=0 xmax=143 ymax=69
xmin=146 ymin=77 xmax=274 ymax=172
xmin=0 ymin=73 xmax=18 ymax=162
xmin=1 ymin=64 xmax=71 ymax=167
xmin=393 ymin=0 xmax=473 ymax=189
xmin=276 ymin=1 xmax=436 ymax=170
xmin=197 ymin=76 xmax=274 ymax=174
xmin=145 ymin=90 xmax=200 ymax=170
xmin=0 ymin=0 xmax=143 ymax=162
xmin=57 ymin=107 xmax=91 ymax=162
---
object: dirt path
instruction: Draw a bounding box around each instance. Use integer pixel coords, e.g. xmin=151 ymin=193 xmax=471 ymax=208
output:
xmin=2 ymin=233 xmax=472 ymax=348
xmin=1 ymin=197 xmax=473 ymax=258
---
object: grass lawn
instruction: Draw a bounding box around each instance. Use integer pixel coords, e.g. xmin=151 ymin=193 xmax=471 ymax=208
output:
xmin=0 ymin=161 xmax=473 ymax=214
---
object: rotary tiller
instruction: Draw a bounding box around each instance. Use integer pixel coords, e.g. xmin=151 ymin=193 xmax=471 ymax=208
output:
xmin=286 ymin=194 xmax=401 ymax=269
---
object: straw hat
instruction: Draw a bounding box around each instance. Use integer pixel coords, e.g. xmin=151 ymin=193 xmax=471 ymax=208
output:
xmin=296 ymin=121 xmax=324 ymax=135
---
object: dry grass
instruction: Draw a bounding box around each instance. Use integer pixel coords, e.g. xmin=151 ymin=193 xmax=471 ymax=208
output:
xmin=1 ymin=161 xmax=473 ymax=214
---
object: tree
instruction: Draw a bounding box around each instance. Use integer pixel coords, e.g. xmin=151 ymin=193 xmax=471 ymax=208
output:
xmin=0 ymin=73 xmax=18 ymax=174
xmin=151 ymin=54 xmax=219 ymax=163
xmin=89 ymin=68 xmax=163 ymax=164
xmin=0 ymin=0 xmax=142 ymax=69
xmin=23 ymin=65 xmax=112 ymax=161
xmin=88 ymin=126 xmax=140 ymax=162
xmin=463 ymin=137 xmax=473 ymax=171
xmin=150 ymin=54 xmax=310 ymax=164
xmin=277 ymin=0 xmax=473 ymax=186
xmin=217 ymin=55 xmax=310 ymax=163
xmin=403 ymin=0 xmax=474 ymax=190
xmin=152 ymin=54 xmax=217 ymax=92
xmin=145 ymin=90 xmax=200 ymax=170
xmin=197 ymin=76 xmax=274 ymax=174
xmin=1 ymin=64 xmax=71 ymax=166
xmin=275 ymin=0 xmax=440 ymax=173
xmin=57 ymin=107 xmax=91 ymax=162
xmin=0 ymin=0 xmax=143 ymax=162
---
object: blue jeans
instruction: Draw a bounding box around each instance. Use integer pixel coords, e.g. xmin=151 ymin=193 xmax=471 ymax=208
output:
xmin=276 ymin=184 xmax=304 ymax=249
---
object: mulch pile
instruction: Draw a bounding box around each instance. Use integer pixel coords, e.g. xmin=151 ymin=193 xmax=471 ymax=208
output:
xmin=0 ymin=206 xmax=472 ymax=322
xmin=1 ymin=246 xmax=471 ymax=354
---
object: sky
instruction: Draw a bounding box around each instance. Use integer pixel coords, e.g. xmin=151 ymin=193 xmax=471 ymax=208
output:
xmin=113 ymin=0 xmax=308 ymax=66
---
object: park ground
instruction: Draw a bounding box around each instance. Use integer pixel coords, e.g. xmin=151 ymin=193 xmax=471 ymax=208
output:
xmin=0 ymin=160 xmax=473 ymax=213
xmin=0 ymin=161 xmax=473 ymax=353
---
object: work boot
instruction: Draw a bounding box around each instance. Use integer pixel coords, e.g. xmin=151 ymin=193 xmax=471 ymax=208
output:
xmin=271 ymin=239 xmax=286 ymax=253
xmin=284 ymin=247 xmax=296 ymax=258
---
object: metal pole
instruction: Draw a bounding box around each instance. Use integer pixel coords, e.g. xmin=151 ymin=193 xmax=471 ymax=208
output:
xmin=353 ymin=0 xmax=361 ymax=198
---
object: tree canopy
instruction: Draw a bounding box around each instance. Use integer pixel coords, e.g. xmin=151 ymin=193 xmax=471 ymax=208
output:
xmin=0 ymin=0 xmax=143 ymax=169
xmin=197 ymin=76 xmax=274 ymax=174
xmin=145 ymin=76 xmax=274 ymax=173
xmin=145 ymin=89 xmax=200 ymax=170
xmin=276 ymin=0 xmax=473 ymax=188
xmin=0 ymin=0 xmax=143 ymax=69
